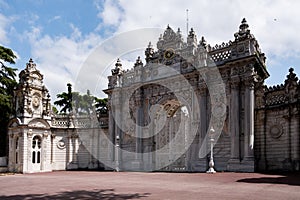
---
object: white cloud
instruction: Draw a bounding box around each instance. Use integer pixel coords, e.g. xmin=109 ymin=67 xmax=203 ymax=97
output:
xmin=106 ymin=0 xmax=300 ymax=59
xmin=0 ymin=13 xmax=9 ymax=44
xmin=48 ymin=15 xmax=61 ymax=23
xmin=24 ymin=25 xmax=103 ymax=102
xmin=97 ymin=0 xmax=123 ymax=26
xmin=97 ymin=0 xmax=300 ymax=85
xmin=16 ymin=0 xmax=300 ymax=104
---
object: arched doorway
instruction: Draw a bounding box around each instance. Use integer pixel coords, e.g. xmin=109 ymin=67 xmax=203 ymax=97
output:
xmin=32 ymin=135 xmax=42 ymax=171
xmin=154 ymin=99 xmax=190 ymax=171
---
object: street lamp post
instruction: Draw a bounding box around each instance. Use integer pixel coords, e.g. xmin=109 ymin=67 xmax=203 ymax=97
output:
xmin=207 ymin=127 xmax=216 ymax=174
xmin=115 ymin=135 xmax=120 ymax=172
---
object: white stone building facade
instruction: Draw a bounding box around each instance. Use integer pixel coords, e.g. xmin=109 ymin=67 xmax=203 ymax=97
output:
xmin=7 ymin=19 xmax=300 ymax=173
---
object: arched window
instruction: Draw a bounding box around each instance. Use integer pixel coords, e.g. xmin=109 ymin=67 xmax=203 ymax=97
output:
xmin=32 ymin=135 xmax=42 ymax=164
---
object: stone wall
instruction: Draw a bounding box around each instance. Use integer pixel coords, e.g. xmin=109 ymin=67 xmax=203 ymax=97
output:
xmin=255 ymin=68 xmax=300 ymax=171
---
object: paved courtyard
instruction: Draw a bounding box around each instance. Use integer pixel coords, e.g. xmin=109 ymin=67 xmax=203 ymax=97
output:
xmin=0 ymin=171 xmax=299 ymax=200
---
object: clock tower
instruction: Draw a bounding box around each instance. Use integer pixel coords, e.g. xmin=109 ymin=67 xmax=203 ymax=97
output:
xmin=14 ymin=58 xmax=51 ymax=123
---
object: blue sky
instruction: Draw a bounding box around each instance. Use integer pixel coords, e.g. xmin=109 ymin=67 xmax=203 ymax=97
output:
xmin=0 ymin=0 xmax=299 ymax=99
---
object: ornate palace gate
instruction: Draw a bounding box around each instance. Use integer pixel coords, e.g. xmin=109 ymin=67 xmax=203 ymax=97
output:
xmin=104 ymin=19 xmax=268 ymax=172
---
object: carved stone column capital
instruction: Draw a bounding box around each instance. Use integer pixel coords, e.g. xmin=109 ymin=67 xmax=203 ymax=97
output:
xmin=230 ymin=77 xmax=240 ymax=89
xmin=27 ymin=129 xmax=33 ymax=138
xmin=243 ymin=76 xmax=255 ymax=90
xmin=43 ymin=131 xmax=49 ymax=138
xmin=13 ymin=133 xmax=21 ymax=139
xmin=72 ymin=133 xmax=79 ymax=138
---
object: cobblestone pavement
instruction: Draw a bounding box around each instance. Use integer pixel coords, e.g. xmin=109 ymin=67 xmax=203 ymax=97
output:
xmin=0 ymin=171 xmax=299 ymax=199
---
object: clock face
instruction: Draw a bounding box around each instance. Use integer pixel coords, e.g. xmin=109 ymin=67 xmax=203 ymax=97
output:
xmin=32 ymin=96 xmax=40 ymax=108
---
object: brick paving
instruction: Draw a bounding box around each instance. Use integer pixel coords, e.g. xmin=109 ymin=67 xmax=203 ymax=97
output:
xmin=0 ymin=171 xmax=299 ymax=200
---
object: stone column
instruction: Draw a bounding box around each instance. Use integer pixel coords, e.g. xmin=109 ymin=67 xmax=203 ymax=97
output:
xmin=114 ymin=95 xmax=123 ymax=171
xmin=244 ymin=80 xmax=255 ymax=159
xmin=169 ymin=116 xmax=174 ymax=168
xmin=130 ymin=94 xmax=143 ymax=171
xmin=68 ymin=132 xmax=73 ymax=164
xmin=8 ymin=133 xmax=14 ymax=172
xmin=72 ymin=134 xmax=79 ymax=164
xmin=26 ymin=129 xmax=33 ymax=173
xmin=229 ymin=80 xmax=240 ymax=161
xmin=135 ymin=98 xmax=143 ymax=162
xmin=42 ymin=131 xmax=49 ymax=171
xmin=51 ymin=134 xmax=56 ymax=164
xmin=242 ymin=78 xmax=255 ymax=172
xmin=198 ymin=86 xmax=207 ymax=171
xmin=108 ymin=103 xmax=115 ymax=164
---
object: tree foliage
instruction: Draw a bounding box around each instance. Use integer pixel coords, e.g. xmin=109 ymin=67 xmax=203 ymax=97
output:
xmin=54 ymin=83 xmax=108 ymax=116
xmin=54 ymin=83 xmax=73 ymax=113
xmin=95 ymin=97 xmax=108 ymax=115
xmin=0 ymin=45 xmax=17 ymax=156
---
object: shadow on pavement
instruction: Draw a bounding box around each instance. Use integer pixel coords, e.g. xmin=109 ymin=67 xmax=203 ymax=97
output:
xmin=237 ymin=173 xmax=300 ymax=186
xmin=0 ymin=189 xmax=150 ymax=200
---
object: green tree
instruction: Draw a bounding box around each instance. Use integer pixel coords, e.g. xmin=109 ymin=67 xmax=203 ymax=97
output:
xmin=95 ymin=97 xmax=108 ymax=115
xmin=54 ymin=83 xmax=73 ymax=114
xmin=54 ymin=84 xmax=107 ymax=117
xmin=0 ymin=45 xmax=17 ymax=156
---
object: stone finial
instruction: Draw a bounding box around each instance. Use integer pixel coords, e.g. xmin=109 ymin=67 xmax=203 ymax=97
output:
xmin=145 ymin=42 xmax=154 ymax=62
xmin=26 ymin=58 xmax=37 ymax=71
xmin=111 ymin=58 xmax=123 ymax=75
xmin=147 ymin=41 xmax=153 ymax=49
xmin=285 ymin=67 xmax=298 ymax=85
xmin=176 ymin=28 xmax=184 ymax=45
xmin=159 ymin=34 xmax=163 ymax=41
xmin=163 ymin=25 xmax=176 ymax=41
xmin=239 ymin=18 xmax=249 ymax=33
xmin=115 ymin=58 xmax=122 ymax=68
xmin=199 ymin=36 xmax=207 ymax=48
xmin=188 ymin=28 xmax=195 ymax=37
xmin=234 ymin=18 xmax=251 ymax=41
xmin=134 ymin=56 xmax=143 ymax=67
xmin=187 ymin=27 xmax=197 ymax=47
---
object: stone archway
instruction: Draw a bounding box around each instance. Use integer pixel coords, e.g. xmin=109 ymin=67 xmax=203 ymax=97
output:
xmin=153 ymin=99 xmax=191 ymax=171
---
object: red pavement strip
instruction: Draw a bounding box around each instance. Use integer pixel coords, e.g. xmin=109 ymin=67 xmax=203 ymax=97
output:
xmin=0 ymin=171 xmax=300 ymax=200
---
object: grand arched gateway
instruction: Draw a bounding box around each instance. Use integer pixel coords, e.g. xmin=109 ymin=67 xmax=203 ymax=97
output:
xmin=104 ymin=19 xmax=269 ymax=172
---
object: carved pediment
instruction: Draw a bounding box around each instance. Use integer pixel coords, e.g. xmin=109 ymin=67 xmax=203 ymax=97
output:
xmin=8 ymin=118 xmax=22 ymax=128
xmin=28 ymin=119 xmax=50 ymax=129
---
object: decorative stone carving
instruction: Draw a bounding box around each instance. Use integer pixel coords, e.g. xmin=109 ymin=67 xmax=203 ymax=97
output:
xmin=27 ymin=129 xmax=33 ymax=137
xmin=269 ymin=124 xmax=284 ymax=139
xmin=57 ymin=139 xmax=66 ymax=150
xmin=43 ymin=131 xmax=49 ymax=138
xmin=111 ymin=58 xmax=123 ymax=75
xmin=234 ymin=18 xmax=251 ymax=41
xmin=14 ymin=59 xmax=51 ymax=121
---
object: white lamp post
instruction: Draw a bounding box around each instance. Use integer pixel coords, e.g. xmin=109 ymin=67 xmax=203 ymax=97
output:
xmin=207 ymin=127 xmax=216 ymax=174
xmin=115 ymin=135 xmax=120 ymax=172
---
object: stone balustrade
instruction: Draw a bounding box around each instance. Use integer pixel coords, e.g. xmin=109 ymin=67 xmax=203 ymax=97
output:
xmin=51 ymin=115 xmax=108 ymax=129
